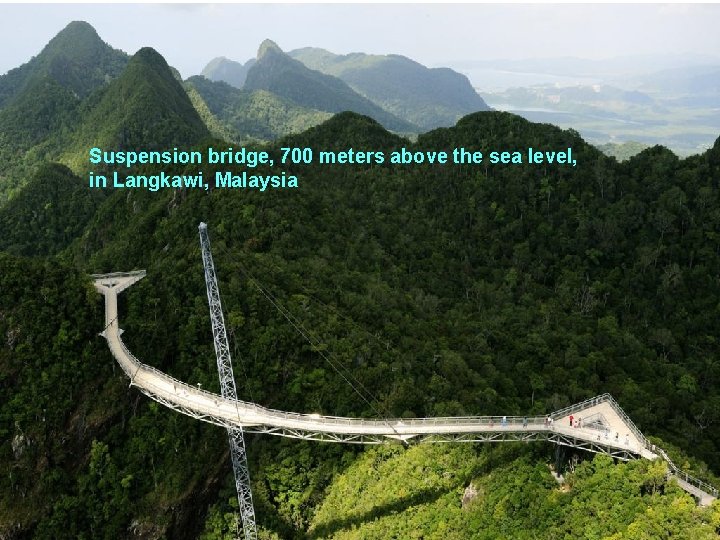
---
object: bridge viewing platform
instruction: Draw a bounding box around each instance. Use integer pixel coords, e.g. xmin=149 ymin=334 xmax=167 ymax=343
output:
xmin=92 ymin=270 xmax=718 ymax=506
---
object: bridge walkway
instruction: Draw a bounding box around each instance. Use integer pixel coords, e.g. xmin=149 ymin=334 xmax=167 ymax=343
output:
xmin=92 ymin=271 xmax=717 ymax=506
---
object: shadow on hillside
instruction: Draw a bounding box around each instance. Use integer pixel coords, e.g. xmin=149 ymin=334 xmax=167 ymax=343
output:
xmin=307 ymin=486 xmax=447 ymax=539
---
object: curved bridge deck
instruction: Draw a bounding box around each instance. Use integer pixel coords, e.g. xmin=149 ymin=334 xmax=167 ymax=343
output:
xmin=92 ymin=271 xmax=718 ymax=505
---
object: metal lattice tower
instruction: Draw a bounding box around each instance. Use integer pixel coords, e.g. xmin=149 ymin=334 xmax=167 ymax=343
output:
xmin=199 ymin=222 xmax=257 ymax=540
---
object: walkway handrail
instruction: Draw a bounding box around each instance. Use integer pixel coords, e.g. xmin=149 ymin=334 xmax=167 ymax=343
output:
xmin=95 ymin=272 xmax=718 ymax=503
xmin=550 ymin=394 xmax=650 ymax=451
xmin=118 ymin=334 xmax=559 ymax=429
xmin=603 ymin=395 xmax=650 ymax=451
xmin=550 ymin=394 xmax=612 ymax=419
xmin=118 ymin=332 xmax=719 ymax=497
xmin=655 ymin=446 xmax=719 ymax=498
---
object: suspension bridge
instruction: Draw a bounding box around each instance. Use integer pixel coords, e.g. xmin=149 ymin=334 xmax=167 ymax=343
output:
xmin=92 ymin=231 xmax=718 ymax=538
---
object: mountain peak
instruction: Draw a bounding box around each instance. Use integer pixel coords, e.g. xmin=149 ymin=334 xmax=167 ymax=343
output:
xmin=0 ymin=20 xmax=128 ymax=107
xmin=69 ymin=45 xmax=209 ymax=151
xmin=43 ymin=20 xmax=106 ymax=60
xmin=284 ymin=111 xmax=407 ymax=150
xmin=53 ymin=21 xmax=100 ymax=39
xmin=130 ymin=46 xmax=168 ymax=68
xmin=257 ymin=39 xmax=283 ymax=59
xmin=56 ymin=20 xmax=99 ymax=38
xmin=289 ymin=46 xmax=490 ymax=130
xmin=245 ymin=41 xmax=416 ymax=132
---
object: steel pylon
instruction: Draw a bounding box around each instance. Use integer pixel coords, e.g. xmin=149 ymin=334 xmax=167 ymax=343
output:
xmin=199 ymin=222 xmax=257 ymax=540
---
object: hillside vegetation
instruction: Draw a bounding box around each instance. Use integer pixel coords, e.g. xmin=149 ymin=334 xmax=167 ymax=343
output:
xmin=1 ymin=21 xmax=720 ymax=539
xmin=289 ymin=47 xmax=490 ymax=130
xmin=186 ymin=76 xmax=331 ymax=143
xmin=243 ymin=40 xmax=415 ymax=133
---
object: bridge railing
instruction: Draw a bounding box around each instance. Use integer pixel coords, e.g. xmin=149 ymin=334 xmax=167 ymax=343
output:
xmin=117 ymin=333 xmax=569 ymax=430
xmin=124 ymin=353 xmax=720 ymax=499
xmin=91 ymin=270 xmax=147 ymax=279
xmin=602 ymin=395 xmax=650 ymax=451
xmin=550 ymin=394 xmax=613 ymax=420
xmin=117 ymin=336 xmax=264 ymax=410
xmin=113 ymin=321 xmax=718 ymax=498
xmin=114 ymin=330 xmax=648 ymax=446
xmin=550 ymin=394 xmax=717 ymax=498
xmin=101 ymin=278 xmax=720 ymax=501
xmin=655 ymin=447 xmax=719 ymax=498
xmin=113 ymin=326 xmax=557 ymax=428
xmin=116 ymin=343 xmax=720 ymax=499
xmin=550 ymin=394 xmax=651 ymax=451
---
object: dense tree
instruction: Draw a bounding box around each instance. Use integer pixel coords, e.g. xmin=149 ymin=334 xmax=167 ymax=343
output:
xmin=2 ymin=98 xmax=720 ymax=537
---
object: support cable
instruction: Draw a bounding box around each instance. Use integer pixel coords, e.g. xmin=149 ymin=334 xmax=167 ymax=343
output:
xmin=232 ymin=260 xmax=403 ymax=439
xmin=246 ymin=255 xmax=395 ymax=353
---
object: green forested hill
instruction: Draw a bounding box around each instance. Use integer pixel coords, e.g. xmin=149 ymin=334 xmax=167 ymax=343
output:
xmin=307 ymin=445 xmax=720 ymax=540
xmin=186 ymin=75 xmax=331 ymax=142
xmin=0 ymin=163 xmax=102 ymax=257
xmin=1 ymin=45 xmax=720 ymax=539
xmin=201 ymin=45 xmax=491 ymax=133
xmin=0 ymin=41 xmax=207 ymax=201
xmin=0 ymin=253 xmax=234 ymax=539
xmin=0 ymin=21 xmax=127 ymax=109
xmin=57 ymin=47 xmax=210 ymax=171
xmin=0 ymin=22 xmax=129 ymax=201
xmin=0 ymin=76 xmax=80 ymax=200
xmin=289 ymin=47 xmax=491 ymax=130
xmin=244 ymin=40 xmax=416 ymax=133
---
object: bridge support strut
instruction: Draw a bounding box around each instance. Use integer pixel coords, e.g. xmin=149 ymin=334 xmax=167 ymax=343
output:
xmin=199 ymin=222 xmax=257 ymax=540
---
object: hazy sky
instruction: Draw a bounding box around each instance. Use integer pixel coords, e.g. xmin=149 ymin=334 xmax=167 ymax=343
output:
xmin=0 ymin=3 xmax=718 ymax=80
